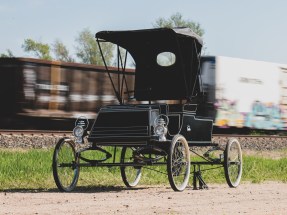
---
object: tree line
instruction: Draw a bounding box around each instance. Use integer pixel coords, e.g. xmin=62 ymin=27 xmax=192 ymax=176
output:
xmin=0 ymin=13 xmax=204 ymax=66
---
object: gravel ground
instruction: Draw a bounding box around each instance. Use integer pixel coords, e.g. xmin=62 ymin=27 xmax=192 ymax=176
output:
xmin=0 ymin=134 xmax=287 ymax=151
xmin=0 ymin=134 xmax=67 ymax=148
xmin=1 ymin=183 xmax=287 ymax=215
xmin=212 ymin=136 xmax=287 ymax=151
xmin=1 ymin=134 xmax=287 ymax=150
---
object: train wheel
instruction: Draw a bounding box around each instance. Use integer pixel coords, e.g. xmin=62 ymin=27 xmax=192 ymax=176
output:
xmin=120 ymin=147 xmax=142 ymax=187
xmin=52 ymin=138 xmax=79 ymax=192
xmin=167 ymin=135 xmax=190 ymax=192
xmin=224 ymin=138 xmax=243 ymax=188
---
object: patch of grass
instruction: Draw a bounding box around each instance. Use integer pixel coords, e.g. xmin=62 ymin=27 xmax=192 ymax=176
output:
xmin=0 ymin=148 xmax=286 ymax=191
xmin=243 ymin=155 xmax=287 ymax=183
xmin=0 ymin=148 xmax=55 ymax=190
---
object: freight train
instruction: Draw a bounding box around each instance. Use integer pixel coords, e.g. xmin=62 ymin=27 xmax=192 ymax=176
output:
xmin=1 ymin=56 xmax=287 ymax=133
xmin=200 ymin=56 xmax=287 ymax=132
xmin=0 ymin=57 xmax=134 ymax=130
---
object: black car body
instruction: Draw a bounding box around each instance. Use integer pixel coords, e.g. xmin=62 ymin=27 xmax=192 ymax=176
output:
xmin=89 ymin=28 xmax=212 ymax=147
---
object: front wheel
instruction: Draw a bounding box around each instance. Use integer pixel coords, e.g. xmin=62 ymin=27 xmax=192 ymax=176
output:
xmin=167 ymin=135 xmax=190 ymax=192
xmin=224 ymin=138 xmax=243 ymax=188
xmin=120 ymin=147 xmax=142 ymax=187
xmin=52 ymin=138 xmax=80 ymax=192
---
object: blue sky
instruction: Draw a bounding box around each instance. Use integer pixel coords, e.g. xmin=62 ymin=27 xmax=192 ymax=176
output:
xmin=1 ymin=0 xmax=287 ymax=64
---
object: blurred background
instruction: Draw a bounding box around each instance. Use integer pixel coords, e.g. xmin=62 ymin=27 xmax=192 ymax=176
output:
xmin=1 ymin=0 xmax=287 ymax=133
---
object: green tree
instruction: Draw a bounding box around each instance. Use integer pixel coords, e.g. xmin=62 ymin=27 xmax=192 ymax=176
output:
xmin=0 ymin=49 xmax=14 ymax=58
xmin=52 ymin=39 xmax=74 ymax=62
xmin=75 ymin=28 xmax=113 ymax=65
xmin=22 ymin=39 xmax=52 ymax=60
xmin=153 ymin=12 xmax=204 ymax=37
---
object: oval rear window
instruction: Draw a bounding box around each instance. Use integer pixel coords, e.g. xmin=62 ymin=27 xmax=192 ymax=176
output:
xmin=156 ymin=52 xmax=176 ymax=67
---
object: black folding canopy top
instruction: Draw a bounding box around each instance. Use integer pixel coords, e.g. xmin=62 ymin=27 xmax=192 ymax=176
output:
xmin=96 ymin=27 xmax=203 ymax=101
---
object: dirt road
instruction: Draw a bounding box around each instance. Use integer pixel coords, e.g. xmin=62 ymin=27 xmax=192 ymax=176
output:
xmin=1 ymin=182 xmax=286 ymax=215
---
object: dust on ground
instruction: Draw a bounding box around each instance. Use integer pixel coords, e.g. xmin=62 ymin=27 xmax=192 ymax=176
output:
xmin=1 ymin=182 xmax=287 ymax=215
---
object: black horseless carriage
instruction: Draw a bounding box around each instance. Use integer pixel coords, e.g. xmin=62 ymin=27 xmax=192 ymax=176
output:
xmin=52 ymin=28 xmax=243 ymax=192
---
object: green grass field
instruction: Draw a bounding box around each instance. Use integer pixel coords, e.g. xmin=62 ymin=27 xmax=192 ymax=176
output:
xmin=0 ymin=148 xmax=286 ymax=191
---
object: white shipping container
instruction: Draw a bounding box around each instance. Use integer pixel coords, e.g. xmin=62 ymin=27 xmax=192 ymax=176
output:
xmin=207 ymin=56 xmax=287 ymax=130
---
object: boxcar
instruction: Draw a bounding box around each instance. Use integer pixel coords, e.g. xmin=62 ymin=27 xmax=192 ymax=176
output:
xmin=0 ymin=57 xmax=134 ymax=129
xmin=201 ymin=56 xmax=287 ymax=131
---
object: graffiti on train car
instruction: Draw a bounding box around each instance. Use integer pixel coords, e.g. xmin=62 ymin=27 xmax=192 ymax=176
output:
xmin=215 ymin=99 xmax=286 ymax=130
xmin=215 ymin=99 xmax=245 ymax=128
xmin=245 ymin=101 xmax=284 ymax=130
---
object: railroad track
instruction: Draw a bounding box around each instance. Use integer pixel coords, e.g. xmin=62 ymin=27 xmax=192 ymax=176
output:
xmin=0 ymin=130 xmax=287 ymax=150
xmin=0 ymin=130 xmax=73 ymax=148
xmin=212 ymin=134 xmax=287 ymax=141
xmin=0 ymin=130 xmax=71 ymax=136
xmin=1 ymin=129 xmax=286 ymax=138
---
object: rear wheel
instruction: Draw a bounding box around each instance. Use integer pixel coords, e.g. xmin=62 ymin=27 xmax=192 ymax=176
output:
xmin=120 ymin=147 xmax=142 ymax=187
xmin=167 ymin=135 xmax=190 ymax=192
xmin=52 ymin=138 xmax=79 ymax=192
xmin=224 ymin=138 xmax=243 ymax=188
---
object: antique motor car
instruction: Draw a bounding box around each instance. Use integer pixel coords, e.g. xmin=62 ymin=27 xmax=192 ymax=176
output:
xmin=52 ymin=27 xmax=243 ymax=192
